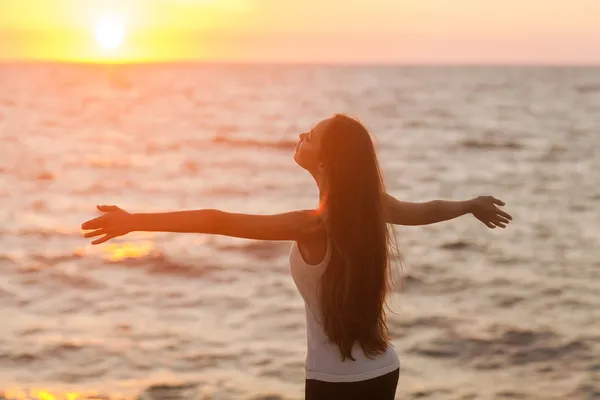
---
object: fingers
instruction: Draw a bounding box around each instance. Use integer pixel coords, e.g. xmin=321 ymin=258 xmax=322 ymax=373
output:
xmin=496 ymin=209 xmax=512 ymax=220
xmin=491 ymin=196 xmax=505 ymax=206
xmin=92 ymin=234 xmax=115 ymax=245
xmin=496 ymin=216 xmax=510 ymax=224
xmin=492 ymin=220 xmax=507 ymax=228
xmin=81 ymin=214 xmax=111 ymax=230
xmin=81 ymin=205 xmax=122 ymax=245
xmin=84 ymin=229 xmax=106 ymax=238
xmin=483 ymin=220 xmax=496 ymax=229
xmin=82 ymin=205 xmax=122 ymax=230
xmin=97 ymin=205 xmax=121 ymax=212
xmin=85 ymin=228 xmax=118 ymax=244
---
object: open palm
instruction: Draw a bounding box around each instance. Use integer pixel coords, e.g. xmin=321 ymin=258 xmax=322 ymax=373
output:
xmin=81 ymin=205 xmax=134 ymax=245
xmin=471 ymin=196 xmax=512 ymax=229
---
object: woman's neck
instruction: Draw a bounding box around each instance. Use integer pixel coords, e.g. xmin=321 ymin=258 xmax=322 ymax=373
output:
xmin=312 ymin=171 xmax=327 ymax=207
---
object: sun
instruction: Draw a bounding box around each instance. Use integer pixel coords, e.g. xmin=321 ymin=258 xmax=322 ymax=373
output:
xmin=94 ymin=14 xmax=125 ymax=50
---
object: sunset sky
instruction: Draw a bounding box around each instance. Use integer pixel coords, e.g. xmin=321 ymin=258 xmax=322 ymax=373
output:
xmin=0 ymin=0 xmax=598 ymax=64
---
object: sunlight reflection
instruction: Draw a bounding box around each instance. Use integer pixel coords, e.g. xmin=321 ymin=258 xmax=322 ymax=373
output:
xmin=1 ymin=388 xmax=100 ymax=400
xmin=102 ymin=241 xmax=155 ymax=262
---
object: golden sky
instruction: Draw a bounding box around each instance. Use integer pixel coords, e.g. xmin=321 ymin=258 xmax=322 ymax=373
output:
xmin=0 ymin=0 xmax=598 ymax=63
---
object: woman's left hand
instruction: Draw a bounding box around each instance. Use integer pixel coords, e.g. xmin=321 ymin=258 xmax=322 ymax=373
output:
xmin=81 ymin=205 xmax=134 ymax=245
xmin=470 ymin=196 xmax=512 ymax=229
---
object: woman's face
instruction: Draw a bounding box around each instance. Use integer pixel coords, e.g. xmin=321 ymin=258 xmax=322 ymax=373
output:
xmin=294 ymin=118 xmax=329 ymax=173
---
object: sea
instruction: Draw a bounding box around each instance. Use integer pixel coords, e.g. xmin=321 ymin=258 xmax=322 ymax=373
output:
xmin=0 ymin=63 xmax=599 ymax=400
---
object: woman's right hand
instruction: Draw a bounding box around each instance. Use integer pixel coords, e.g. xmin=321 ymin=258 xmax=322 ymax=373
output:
xmin=81 ymin=205 xmax=135 ymax=245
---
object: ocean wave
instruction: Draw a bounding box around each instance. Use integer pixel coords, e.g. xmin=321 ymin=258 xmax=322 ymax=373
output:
xmin=396 ymin=272 xmax=426 ymax=293
xmin=389 ymin=315 xmax=454 ymax=331
xmin=458 ymin=138 xmax=523 ymax=150
xmin=136 ymin=383 xmax=199 ymax=400
xmin=101 ymin=246 xmax=221 ymax=278
xmin=409 ymin=325 xmax=593 ymax=371
xmin=576 ymin=84 xmax=600 ymax=94
xmin=439 ymin=240 xmax=473 ymax=250
xmin=0 ymin=339 xmax=104 ymax=365
xmin=34 ymin=171 xmax=56 ymax=181
xmin=16 ymin=267 xmax=105 ymax=290
xmin=31 ymin=252 xmax=85 ymax=265
xmin=489 ymin=293 xmax=525 ymax=308
xmin=397 ymin=270 xmax=473 ymax=295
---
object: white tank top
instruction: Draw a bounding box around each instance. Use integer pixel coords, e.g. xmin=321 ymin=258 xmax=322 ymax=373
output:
xmin=289 ymin=237 xmax=400 ymax=382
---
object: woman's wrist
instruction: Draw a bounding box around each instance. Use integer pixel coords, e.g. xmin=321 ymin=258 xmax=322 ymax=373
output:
xmin=464 ymin=198 xmax=477 ymax=214
xmin=128 ymin=213 xmax=145 ymax=232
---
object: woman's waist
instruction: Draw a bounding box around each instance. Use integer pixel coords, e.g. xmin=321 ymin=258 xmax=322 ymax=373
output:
xmin=306 ymin=339 xmax=399 ymax=373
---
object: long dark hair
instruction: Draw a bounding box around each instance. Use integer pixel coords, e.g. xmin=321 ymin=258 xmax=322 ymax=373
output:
xmin=318 ymin=114 xmax=400 ymax=361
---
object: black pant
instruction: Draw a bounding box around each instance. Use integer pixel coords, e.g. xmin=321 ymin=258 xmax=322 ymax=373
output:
xmin=305 ymin=368 xmax=399 ymax=400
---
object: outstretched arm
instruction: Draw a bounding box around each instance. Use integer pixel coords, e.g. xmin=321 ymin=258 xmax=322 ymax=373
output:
xmin=81 ymin=205 xmax=323 ymax=245
xmin=384 ymin=194 xmax=512 ymax=228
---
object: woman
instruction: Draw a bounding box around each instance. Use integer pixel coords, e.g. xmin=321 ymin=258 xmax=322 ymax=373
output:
xmin=81 ymin=114 xmax=512 ymax=399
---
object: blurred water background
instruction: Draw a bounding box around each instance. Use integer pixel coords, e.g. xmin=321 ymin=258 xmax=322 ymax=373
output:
xmin=0 ymin=64 xmax=599 ymax=400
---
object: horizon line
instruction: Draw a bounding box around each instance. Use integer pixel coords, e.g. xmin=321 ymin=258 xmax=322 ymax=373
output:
xmin=1 ymin=59 xmax=598 ymax=67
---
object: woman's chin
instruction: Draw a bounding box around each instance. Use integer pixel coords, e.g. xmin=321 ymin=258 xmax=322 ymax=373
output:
xmin=293 ymin=153 xmax=307 ymax=169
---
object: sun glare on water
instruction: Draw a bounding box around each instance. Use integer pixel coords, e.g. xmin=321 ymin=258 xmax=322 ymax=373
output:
xmin=94 ymin=13 xmax=125 ymax=50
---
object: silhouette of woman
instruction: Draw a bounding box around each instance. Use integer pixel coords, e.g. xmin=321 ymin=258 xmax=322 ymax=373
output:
xmin=82 ymin=113 xmax=512 ymax=400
